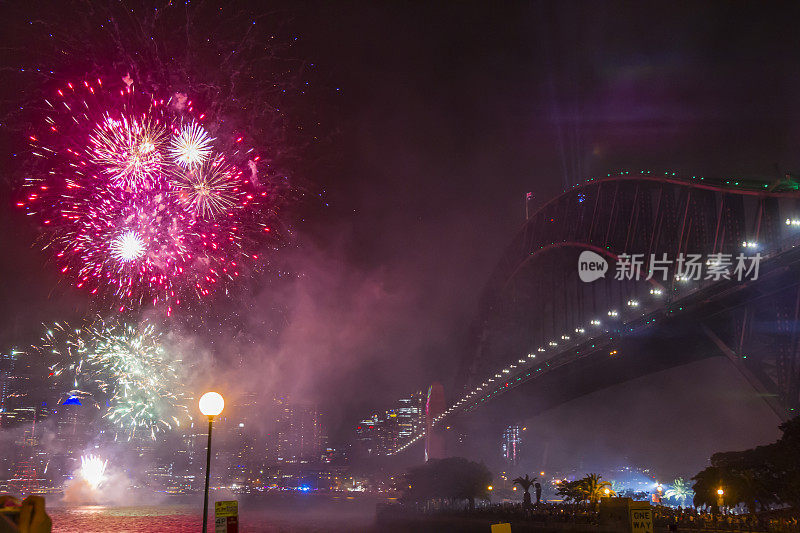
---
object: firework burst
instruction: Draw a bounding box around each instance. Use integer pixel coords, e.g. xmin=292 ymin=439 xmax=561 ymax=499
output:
xmin=170 ymin=154 xmax=243 ymax=218
xmin=80 ymin=455 xmax=108 ymax=490
xmin=36 ymin=317 xmax=189 ymax=440
xmin=21 ymin=78 xmax=276 ymax=312
xmin=89 ymin=114 xmax=168 ymax=190
xmin=169 ymin=121 xmax=214 ymax=168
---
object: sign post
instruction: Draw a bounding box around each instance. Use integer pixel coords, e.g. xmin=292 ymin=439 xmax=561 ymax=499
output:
xmin=629 ymin=501 xmax=653 ymax=533
xmin=214 ymin=500 xmax=238 ymax=533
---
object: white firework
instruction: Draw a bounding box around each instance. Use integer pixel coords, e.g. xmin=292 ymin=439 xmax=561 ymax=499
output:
xmin=80 ymin=454 xmax=108 ymax=490
xmin=169 ymin=122 xmax=214 ymax=167
xmin=110 ymin=230 xmax=146 ymax=262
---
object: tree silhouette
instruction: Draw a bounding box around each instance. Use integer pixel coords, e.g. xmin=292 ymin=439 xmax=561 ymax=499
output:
xmin=402 ymin=457 xmax=492 ymax=510
xmin=513 ymin=474 xmax=536 ymax=506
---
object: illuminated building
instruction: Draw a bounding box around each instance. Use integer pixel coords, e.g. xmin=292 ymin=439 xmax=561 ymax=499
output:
xmin=396 ymin=390 xmax=425 ymax=439
xmin=502 ymin=424 xmax=522 ymax=465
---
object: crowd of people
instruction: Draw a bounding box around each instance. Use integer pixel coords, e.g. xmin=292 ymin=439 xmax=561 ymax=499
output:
xmin=384 ymin=499 xmax=800 ymax=532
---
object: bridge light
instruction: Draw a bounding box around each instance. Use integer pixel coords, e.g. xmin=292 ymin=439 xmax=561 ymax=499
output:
xmin=786 ymin=218 xmax=800 ymax=226
xmin=528 ymin=353 xmax=536 ymax=359
xmin=537 ymin=347 xmax=546 ymax=352
xmin=649 ymin=288 xmax=663 ymax=296
xmin=608 ymin=310 xmax=618 ymax=317
xmin=549 ymin=341 xmax=558 ymax=346
xmin=627 ymin=300 xmax=639 ymax=307
xmin=519 ymin=358 xmax=526 ymax=364
xmin=561 ymin=335 xmax=570 ymax=340
xmin=742 ymin=240 xmax=759 ymax=249
xmin=609 ymin=349 xmax=618 ymax=356
xmin=502 ymin=369 xmax=510 ymax=374
xmin=590 ymin=319 xmax=601 ymax=326
xmin=575 ymin=328 xmax=585 ymax=334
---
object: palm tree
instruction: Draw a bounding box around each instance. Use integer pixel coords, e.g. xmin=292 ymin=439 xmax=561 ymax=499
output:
xmin=513 ymin=474 xmax=536 ymax=506
xmin=665 ymin=477 xmax=693 ymax=507
xmin=580 ymin=473 xmax=616 ymax=503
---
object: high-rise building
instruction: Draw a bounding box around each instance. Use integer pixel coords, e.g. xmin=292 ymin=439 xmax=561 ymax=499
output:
xmin=396 ymin=391 xmax=425 ymax=440
xmin=502 ymin=424 xmax=522 ymax=464
xmin=273 ymin=397 xmax=323 ymax=464
xmin=355 ymin=415 xmax=378 ymax=455
xmin=354 ymin=389 xmax=427 ymax=456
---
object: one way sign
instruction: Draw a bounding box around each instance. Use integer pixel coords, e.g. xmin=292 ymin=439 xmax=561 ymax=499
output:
xmin=629 ymin=505 xmax=653 ymax=533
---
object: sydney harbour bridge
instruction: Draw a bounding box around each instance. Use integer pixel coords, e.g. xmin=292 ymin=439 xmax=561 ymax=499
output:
xmin=393 ymin=171 xmax=800 ymax=457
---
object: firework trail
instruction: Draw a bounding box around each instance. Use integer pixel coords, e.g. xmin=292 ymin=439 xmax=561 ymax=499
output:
xmin=20 ymin=78 xmax=275 ymax=313
xmin=80 ymin=454 xmax=108 ymax=490
xmin=37 ymin=317 xmax=189 ymax=440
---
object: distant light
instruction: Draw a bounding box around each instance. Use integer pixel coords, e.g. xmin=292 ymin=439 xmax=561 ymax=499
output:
xmin=717 ymin=488 xmax=724 ymax=496
xmin=786 ymin=218 xmax=800 ymax=227
xmin=742 ymin=241 xmax=758 ymax=249
xmin=238 ymin=423 xmax=244 ymax=428
xmin=608 ymin=310 xmax=618 ymax=317
xmin=487 ymin=485 xmax=493 ymax=491
xmin=627 ymin=300 xmax=639 ymax=307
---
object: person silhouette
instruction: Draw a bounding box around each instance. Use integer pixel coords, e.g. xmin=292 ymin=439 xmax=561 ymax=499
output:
xmin=534 ymin=482 xmax=542 ymax=505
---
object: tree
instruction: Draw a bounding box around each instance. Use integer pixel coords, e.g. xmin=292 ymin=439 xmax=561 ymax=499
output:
xmin=513 ymin=474 xmax=536 ymax=506
xmin=556 ymin=474 xmax=615 ymax=504
xmin=401 ymin=457 xmax=492 ymax=510
xmin=581 ymin=473 xmax=616 ymax=503
xmin=665 ymin=478 xmax=693 ymax=507
xmin=690 ymin=417 xmax=800 ymax=512
xmin=556 ymin=479 xmax=585 ymax=503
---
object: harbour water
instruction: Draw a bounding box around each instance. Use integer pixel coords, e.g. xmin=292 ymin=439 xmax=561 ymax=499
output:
xmin=48 ymin=493 xmax=384 ymax=532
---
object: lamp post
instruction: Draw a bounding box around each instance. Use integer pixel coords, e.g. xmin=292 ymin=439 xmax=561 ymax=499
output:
xmin=199 ymin=391 xmax=224 ymax=533
xmin=716 ymin=488 xmax=724 ymax=515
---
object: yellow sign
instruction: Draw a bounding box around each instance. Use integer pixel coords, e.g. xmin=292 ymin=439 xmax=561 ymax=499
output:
xmin=629 ymin=504 xmax=653 ymax=533
xmin=491 ymin=523 xmax=512 ymax=533
xmin=215 ymin=500 xmax=238 ymax=517
xmin=215 ymin=500 xmax=239 ymax=533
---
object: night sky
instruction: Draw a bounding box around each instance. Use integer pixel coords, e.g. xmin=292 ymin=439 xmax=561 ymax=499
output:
xmin=1 ymin=1 xmax=799 ymax=474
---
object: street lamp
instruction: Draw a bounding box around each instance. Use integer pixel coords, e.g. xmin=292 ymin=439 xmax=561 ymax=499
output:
xmin=717 ymin=487 xmax=724 ymax=514
xmin=199 ymin=391 xmax=224 ymax=533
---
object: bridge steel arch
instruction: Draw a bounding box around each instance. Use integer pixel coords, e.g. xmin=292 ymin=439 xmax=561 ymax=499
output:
xmin=455 ymin=172 xmax=800 ymax=423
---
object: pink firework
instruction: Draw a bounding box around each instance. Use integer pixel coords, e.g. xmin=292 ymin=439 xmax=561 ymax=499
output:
xmin=21 ymin=78 xmax=274 ymax=312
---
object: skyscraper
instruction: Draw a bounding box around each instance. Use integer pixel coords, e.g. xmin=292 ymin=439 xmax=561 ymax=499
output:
xmin=502 ymin=425 xmax=522 ymax=465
